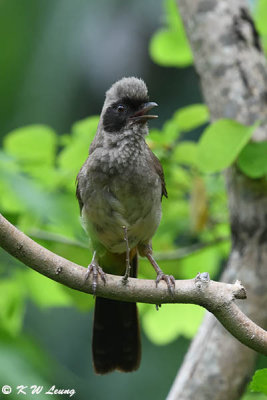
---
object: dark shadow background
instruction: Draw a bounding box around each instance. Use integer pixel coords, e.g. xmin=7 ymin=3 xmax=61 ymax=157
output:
xmin=0 ymin=0 xmax=201 ymax=137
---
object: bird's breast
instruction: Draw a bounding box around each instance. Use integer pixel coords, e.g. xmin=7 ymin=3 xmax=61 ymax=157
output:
xmin=82 ymin=144 xmax=162 ymax=253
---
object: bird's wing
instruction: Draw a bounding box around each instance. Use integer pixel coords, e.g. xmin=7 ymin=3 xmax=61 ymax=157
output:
xmin=76 ymin=171 xmax=84 ymax=214
xmin=148 ymin=148 xmax=168 ymax=199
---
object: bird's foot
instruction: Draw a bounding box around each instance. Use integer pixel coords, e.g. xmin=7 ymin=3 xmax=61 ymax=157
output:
xmin=122 ymin=273 xmax=129 ymax=285
xmin=122 ymin=225 xmax=131 ymax=284
xmin=85 ymin=252 xmax=106 ymax=295
xmin=155 ymin=272 xmax=175 ymax=294
xmin=138 ymin=244 xmax=175 ymax=294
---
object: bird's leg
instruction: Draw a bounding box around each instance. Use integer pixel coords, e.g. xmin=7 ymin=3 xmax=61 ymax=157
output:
xmin=122 ymin=226 xmax=131 ymax=284
xmin=138 ymin=244 xmax=175 ymax=293
xmin=85 ymin=251 xmax=106 ymax=295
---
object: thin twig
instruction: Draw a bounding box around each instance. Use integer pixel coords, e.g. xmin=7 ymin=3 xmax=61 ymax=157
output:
xmin=27 ymin=229 xmax=88 ymax=249
xmin=154 ymin=237 xmax=229 ymax=261
xmin=27 ymin=228 xmax=229 ymax=261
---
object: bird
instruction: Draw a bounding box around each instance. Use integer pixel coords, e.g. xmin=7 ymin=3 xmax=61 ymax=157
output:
xmin=76 ymin=77 xmax=175 ymax=374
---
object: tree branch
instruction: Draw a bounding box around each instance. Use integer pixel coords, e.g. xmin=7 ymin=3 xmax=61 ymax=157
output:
xmin=0 ymin=212 xmax=266 ymax=356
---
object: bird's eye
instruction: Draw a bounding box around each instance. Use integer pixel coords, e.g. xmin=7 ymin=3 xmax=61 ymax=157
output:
xmin=117 ymin=104 xmax=125 ymax=113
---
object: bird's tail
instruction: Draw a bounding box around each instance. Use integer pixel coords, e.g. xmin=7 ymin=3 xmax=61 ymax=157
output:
xmin=92 ymin=253 xmax=141 ymax=374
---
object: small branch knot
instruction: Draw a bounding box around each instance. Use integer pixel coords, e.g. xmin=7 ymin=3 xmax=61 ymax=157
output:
xmin=56 ymin=266 xmax=63 ymax=275
xmin=195 ymin=272 xmax=210 ymax=288
xmin=233 ymin=280 xmax=247 ymax=299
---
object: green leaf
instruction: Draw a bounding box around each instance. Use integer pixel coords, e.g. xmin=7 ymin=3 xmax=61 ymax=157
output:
xmin=237 ymin=142 xmax=267 ymax=178
xmin=165 ymin=0 xmax=181 ymax=30
xmin=261 ymin=36 xmax=267 ymax=57
xmin=23 ymin=164 xmax=62 ymax=190
xmin=58 ymin=116 xmax=99 ymax=189
xmin=254 ymin=0 xmax=267 ymax=35
xmin=149 ymin=0 xmax=193 ymax=67
xmin=197 ymin=120 xmax=256 ymax=173
xmin=174 ymin=104 xmax=210 ymax=132
xmin=4 ymin=125 xmax=57 ymax=166
xmin=250 ymin=369 xmax=267 ymax=395
xmin=163 ymin=119 xmax=181 ymax=142
xmin=142 ymin=304 xmax=205 ymax=345
xmin=0 ymin=152 xmax=79 ymax=235
xmin=61 ymin=286 xmax=94 ymax=311
xmin=179 ymin=246 xmax=222 ymax=280
xmin=150 ymin=29 xmax=193 ymax=67
xmin=148 ymin=121 xmax=180 ymax=150
xmin=0 ymin=279 xmax=25 ymax=336
xmin=242 ymin=393 xmax=267 ymax=400
xmin=148 ymin=129 xmax=170 ymax=147
xmin=71 ymin=115 xmax=99 ymax=139
xmin=24 ymin=270 xmax=73 ymax=308
xmin=173 ymin=141 xmax=197 ymax=166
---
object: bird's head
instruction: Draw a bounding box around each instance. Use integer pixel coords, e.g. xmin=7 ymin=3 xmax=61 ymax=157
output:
xmin=101 ymin=77 xmax=158 ymax=135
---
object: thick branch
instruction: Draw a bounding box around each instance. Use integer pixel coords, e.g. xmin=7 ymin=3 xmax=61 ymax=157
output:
xmin=0 ymin=213 xmax=267 ymax=356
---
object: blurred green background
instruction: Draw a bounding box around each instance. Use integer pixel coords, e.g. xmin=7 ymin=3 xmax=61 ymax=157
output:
xmin=0 ymin=0 xmax=266 ymax=399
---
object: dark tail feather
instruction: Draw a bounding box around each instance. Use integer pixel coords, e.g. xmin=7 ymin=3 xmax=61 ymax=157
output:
xmin=92 ymin=253 xmax=141 ymax=374
xmin=92 ymin=298 xmax=141 ymax=374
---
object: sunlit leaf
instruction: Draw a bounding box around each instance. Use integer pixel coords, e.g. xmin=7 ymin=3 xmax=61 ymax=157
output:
xmin=174 ymin=104 xmax=209 ymax=132
xmin=250 ymin=369 xmax=267 ymax=395
xmin=150 ymin=29 xmax=192 ymax=67
xmin=147 ymin=129 xmax=169 ymax=147
xmin=162 ymin=119 xmax=181 ymax=143
xmin=254 ymin=0 xmax=267 ymax=35
xmin=173 ymin=141 xmax=197 ymax=167
xmin=0 ymin=155 xmax=80 ymax=237
xmin=149 ymin=0 xmax=193 ymax=67
xmin=23 ymin=270 xmax=73 ymax=308
xmin=242 ymin=393 xmax=267 ymax=400
xmin=58 ymin=116 xmax=99 ymax=189
xmin=197 ymin=120 xmax=256 ymax=173
xmin=71 ymin=115 xmax=99 ymax=139
xmin=237 ymin=142 xmax=267 ymax=178
xmin=4 ymin=125 xmax=57 ymax=166
xmin=142 ymin=304 xmax=205 ymax=345
xmin=24 ymin=165 xmax=62 ymax=190
xmin=61 ymin=286 xmax=94 ymax=312
xmin=179 ymin=246 xmax=221 ymax=280
xmin=165 ymin=0 xmax=181 ymax=30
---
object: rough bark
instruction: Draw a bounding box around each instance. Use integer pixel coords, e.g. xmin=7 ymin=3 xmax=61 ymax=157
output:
xmin=168 ymin=1 xmax=267 ymax=399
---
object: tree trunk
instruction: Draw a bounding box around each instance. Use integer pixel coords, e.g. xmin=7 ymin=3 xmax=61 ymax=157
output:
xmin=168 ymin=1 xmax=267 ymax=399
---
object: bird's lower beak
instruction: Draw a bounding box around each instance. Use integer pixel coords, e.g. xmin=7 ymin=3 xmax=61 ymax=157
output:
xmin=130 ymin=102 xmax=158 ymax=122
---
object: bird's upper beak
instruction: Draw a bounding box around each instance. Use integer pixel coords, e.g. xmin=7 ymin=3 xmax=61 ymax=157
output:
xmin=130 ymin=102 xmax=158 ymax=122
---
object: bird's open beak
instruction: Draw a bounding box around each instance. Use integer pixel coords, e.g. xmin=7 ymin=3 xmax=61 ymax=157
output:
xmin=130 ymin=102 xmax=158 ymax=122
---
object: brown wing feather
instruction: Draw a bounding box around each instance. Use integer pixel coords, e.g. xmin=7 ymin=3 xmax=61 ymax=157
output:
xmin=148 ymin=148 xmax=168 ymax=199
xmin=76 ymin=174 xmax=84 ymax=214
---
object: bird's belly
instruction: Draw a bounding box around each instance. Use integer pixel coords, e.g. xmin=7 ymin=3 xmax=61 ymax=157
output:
xmin=82 ymin=180 xmax=162 ymax=253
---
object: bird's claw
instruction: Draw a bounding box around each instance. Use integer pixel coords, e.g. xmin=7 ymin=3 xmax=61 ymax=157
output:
xmin=85 ymin=262 xmax=106 ymax=295
xmin=155 ymin=273 xmax=175 ymax=294
xmin=122 ymin=274 xmax=129 ymax=285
